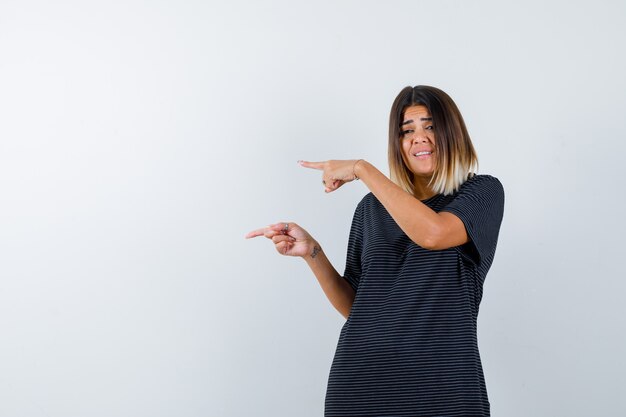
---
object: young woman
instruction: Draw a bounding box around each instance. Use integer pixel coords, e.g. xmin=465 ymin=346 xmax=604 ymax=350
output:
xmin=246 ymin=85 xmax=505 ymax=417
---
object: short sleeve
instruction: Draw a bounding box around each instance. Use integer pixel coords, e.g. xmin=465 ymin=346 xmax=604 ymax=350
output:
xmin=343 ymin=199 xmax=364 ymax=292
xmin=440 ymin=175 xmax=505 ymax=268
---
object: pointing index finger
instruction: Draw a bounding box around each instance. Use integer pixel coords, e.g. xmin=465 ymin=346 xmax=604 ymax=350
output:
xmin=245 ymin=223 xmax=289 ymax=239
xmin=245 ymin=228 xmax=267 ymax=239
xmin=298 ymin=160 xmax=325 ymax=170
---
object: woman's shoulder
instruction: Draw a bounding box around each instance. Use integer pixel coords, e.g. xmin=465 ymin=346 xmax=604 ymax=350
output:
xmin=458 ymin=173 xmax=504 ymax=193
xmin=451 ymin=173 xmax=505 ymax=208
xmin=353 ymin=192 xmax=385 ymax=215
xmin=357 ymin=192 xmax=377 ymax=209
xmin=466 ymin=172 xmax=501 ymax=183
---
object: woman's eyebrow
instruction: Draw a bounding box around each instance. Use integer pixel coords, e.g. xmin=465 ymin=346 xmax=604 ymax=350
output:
xmin=401 ymin=117 xmax=433 ymax=125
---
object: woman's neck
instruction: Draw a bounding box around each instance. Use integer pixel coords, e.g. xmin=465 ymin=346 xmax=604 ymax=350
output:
xmin=413 ymin=176 xmax=436 ymax=201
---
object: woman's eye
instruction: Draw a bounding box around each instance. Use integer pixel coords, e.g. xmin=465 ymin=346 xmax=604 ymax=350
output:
xmin=425 ymin=125 xmax=434 ymax=130
xmin=401 ymin=129 xmax=413 ymax=136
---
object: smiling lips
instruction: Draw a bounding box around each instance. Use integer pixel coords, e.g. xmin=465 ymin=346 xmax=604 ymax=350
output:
xmin=413 ymin=150 xmax=433 ymax=159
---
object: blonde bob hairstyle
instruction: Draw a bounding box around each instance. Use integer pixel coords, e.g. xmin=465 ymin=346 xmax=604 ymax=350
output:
xmin=389 ymin=85 xmax=479 ymax=197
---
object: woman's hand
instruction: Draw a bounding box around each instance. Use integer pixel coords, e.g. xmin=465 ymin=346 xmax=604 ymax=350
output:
xmin=245 ymin=222 xmax=317 ymax=258
xmin=298 ymin=159 xmax=362 ymax=193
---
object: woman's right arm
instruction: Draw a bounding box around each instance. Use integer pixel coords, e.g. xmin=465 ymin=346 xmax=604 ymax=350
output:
xmin=245 ymin=223 xmax=356 ymax=319
xmin=302 ymin=241 xmax=355 ymax=320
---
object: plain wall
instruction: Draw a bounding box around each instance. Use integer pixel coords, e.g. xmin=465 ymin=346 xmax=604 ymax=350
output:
xmin=1 ymin=1 xmax=625 ymax=416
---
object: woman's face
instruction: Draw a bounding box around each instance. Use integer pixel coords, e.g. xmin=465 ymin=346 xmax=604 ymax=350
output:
xmin=400 ymin=105 xmax=437 ymax=177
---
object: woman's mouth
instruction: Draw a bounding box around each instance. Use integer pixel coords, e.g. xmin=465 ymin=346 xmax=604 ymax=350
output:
xmin=413 ymin=151 xmax=432 ymax=159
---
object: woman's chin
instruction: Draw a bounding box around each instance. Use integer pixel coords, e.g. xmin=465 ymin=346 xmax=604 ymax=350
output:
xmin=411 ymin=168 xmax=435 ymax=178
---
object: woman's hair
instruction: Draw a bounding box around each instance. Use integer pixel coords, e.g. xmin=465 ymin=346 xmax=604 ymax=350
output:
xmin=388 ymin=85 xmax=479 ymax=196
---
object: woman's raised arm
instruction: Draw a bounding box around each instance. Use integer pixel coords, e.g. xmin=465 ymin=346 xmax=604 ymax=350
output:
xmin=356 ymin=160 xmax=469 ymax=250
xmin=299 ymin=159 xmax=469 ymax=251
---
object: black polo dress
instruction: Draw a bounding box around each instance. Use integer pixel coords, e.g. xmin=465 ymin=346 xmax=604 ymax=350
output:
xmin=325 ymin=174 xmax=505 ymax=417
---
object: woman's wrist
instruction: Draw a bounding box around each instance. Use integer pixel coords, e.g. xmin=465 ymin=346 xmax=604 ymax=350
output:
xmin=304 ymin=240 xmax=323 ymax=261
xmin=352 ymin=159 xmax=364 ymax=180
xmin=353 ymin=159 xmax=368 ymax=180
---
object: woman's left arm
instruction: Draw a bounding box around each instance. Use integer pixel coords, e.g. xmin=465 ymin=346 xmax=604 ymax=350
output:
xmin=357 ymin=160 xmax=468 ymax=250
xmin=300 ymin=159 xmax=468 ymax=250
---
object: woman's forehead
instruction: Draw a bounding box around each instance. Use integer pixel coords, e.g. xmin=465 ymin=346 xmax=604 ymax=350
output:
xmin=403 ymin=105 xmax=432 ymax=123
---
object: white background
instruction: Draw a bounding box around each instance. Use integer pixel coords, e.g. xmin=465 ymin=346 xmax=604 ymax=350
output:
xmin=1 ymin=1 xmax=625 ymax=416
